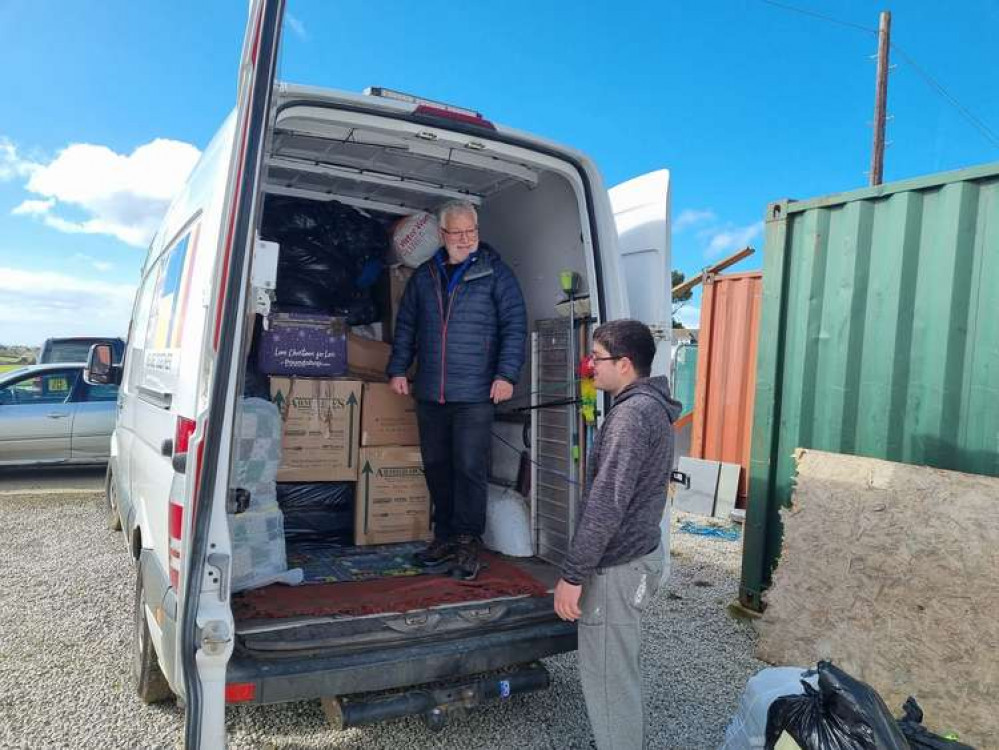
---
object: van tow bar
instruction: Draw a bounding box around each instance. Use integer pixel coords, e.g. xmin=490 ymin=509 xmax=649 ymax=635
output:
xmin=320 ymin=662 xmax=550 ymax=732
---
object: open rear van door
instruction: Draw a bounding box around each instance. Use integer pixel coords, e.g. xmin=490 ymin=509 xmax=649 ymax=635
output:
xmin=178 ymin=1 xmax=285 ymax=747
xmin=608 ymin=170 xmax=672 ymax=375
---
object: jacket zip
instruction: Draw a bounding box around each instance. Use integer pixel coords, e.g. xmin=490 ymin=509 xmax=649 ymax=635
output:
xmin=430 ymin=265 xmax=455 ymax=404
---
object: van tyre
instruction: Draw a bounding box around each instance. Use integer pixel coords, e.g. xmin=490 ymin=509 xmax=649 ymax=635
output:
xmin=105 ymin=467 xmax=122 ymax=532
xmin=132 ymin=569 xmax=172 ymax=704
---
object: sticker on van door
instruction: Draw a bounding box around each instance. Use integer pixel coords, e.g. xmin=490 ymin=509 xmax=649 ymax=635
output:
xmin=143 ymin=225 xmax=200 ymax=394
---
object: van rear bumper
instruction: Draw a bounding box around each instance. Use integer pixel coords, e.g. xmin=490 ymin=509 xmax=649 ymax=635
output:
xmin=226 ymin=620 xmax=577 ymax=704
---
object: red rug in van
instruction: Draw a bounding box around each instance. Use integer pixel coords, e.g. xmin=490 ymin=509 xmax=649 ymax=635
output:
xmin=231 ymin=552 xmax=550 ymax=620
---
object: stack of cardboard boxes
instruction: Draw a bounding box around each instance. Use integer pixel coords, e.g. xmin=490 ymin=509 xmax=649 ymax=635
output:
xmin=258 ymin=265 xmax=428 ymax=546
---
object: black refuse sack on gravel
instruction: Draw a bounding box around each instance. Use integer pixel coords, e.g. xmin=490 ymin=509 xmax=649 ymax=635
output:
xmin=261 ymin=196 xmax=389 ymax=325
xmin=897 ymin=698 xmax=975 ymax=750
xmin=765 ymin=661 xmax=909 ymax=750
xmin=277 ymin=482 xmax=354 ymax=542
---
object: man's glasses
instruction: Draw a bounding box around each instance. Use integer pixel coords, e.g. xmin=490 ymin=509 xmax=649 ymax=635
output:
xmin=590 ymin=354 xmax=623 ymax=363
xmin=441 ymin=227 xmax=479 ymax=239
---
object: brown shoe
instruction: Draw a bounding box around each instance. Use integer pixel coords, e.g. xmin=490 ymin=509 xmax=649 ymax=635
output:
xmin=450 ymin=535 xmax=483 ymax=581
xmin=414 ymin=537 xmax=457 ymax=567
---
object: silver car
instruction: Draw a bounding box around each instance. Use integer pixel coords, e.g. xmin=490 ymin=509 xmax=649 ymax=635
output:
xmin=0 ymin=363 xmax=118 ymax=466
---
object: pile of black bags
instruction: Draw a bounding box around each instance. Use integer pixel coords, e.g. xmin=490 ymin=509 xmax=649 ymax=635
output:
xmin=765 ymin=661 xmax=975 ymax=750
xmin=260 ymin=196 xmax=389 ymax=325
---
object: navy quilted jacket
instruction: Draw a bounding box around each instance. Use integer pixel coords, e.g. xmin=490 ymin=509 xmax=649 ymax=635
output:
xmin=387 ymin=243 xmax=527 ymax=403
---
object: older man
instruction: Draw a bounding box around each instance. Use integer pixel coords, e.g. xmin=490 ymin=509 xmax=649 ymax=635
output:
xmin=387 ymin=200 xmax=527 ymax=580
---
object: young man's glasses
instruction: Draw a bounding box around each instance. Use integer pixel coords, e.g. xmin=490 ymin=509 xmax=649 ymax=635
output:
xmin=590 ymin=354 xmax=623 ymax=363
xmin=441 ymin=227 xmax=479 ymax=239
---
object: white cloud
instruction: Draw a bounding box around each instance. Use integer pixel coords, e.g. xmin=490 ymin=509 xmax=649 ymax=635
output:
xmin=0 ymin=138 xmax=40 ymax=181
xmin=675 ymin=305 xmax=700 ymax=330
xmin=8 ymin=136 xmax=200 ymax=248
xmin=674 ymin=208 xmax=716 ymax=232
xmin=72 ymin=253 xmax=114 ymax=273
xmin=0 ymin=266 xmax=135 ymax=345
xmin=703 ymin=221 xmax=763 ymax=259
xmin=12 ymin=198 xmax=54 ymax=216
xmin=286 ymin=12 xmax=308 ymax=39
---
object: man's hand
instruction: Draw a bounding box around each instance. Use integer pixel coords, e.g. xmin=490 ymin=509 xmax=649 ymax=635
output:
xmin=490 ymin=379 xmax=513 ymax=404
xmin=389 ymin=376 xmax=410 ymax=396
xmin=553 ymin=579 xmax=583 ymax=622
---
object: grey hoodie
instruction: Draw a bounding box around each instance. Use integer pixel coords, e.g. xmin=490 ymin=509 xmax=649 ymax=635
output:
xmin=561 ymin=375 xmax=682 ymax=585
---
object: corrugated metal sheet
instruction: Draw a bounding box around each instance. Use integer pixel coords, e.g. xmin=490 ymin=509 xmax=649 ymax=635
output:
xmin=742 ymin=162 xmax=999 ymax=611
xmin=690 ymin=272 xmax=762 ymax=504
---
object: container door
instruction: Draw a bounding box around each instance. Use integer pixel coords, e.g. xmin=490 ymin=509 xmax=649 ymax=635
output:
xmin=608 ymin=170 xmax=672 ymax=375
xmin=178 ymin=1 xmax=286 ymax=748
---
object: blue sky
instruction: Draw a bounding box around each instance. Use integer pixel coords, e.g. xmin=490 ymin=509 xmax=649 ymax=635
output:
xmin=1 ymin=0 xmax=996 ymax=345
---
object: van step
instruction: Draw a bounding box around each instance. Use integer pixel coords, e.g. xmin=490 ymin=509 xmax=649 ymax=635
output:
xmin=320 ymin=662 xmax=550 ymax=730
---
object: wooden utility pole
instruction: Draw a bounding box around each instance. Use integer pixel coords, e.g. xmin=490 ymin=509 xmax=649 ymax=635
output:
xmin=869 ymin=10 xmax=891 ymax=186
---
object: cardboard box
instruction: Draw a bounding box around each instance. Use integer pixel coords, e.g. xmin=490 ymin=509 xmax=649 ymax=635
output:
xmin=270 ymin=377 xmax=362 ymax=482
xmin=355 ymin=446 xmax=432 ymax=546
xmin=257 ymin=312 xmax=347 ymax=377
xmin=347 ymin=334 xmax=392 ymax=381
xmin=383 ymin=265 xmax=415 ymax=343
xmin=361 ymin=383 xmax=420 ymax=447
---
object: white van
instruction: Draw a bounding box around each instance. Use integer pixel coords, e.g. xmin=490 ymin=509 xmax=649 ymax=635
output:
xmin=86 ymin=3 xmax=670 ymax=747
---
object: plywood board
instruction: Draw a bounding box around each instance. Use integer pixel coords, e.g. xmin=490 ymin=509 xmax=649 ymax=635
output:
xmin=756 ymin=449 xmax=999 ymax=748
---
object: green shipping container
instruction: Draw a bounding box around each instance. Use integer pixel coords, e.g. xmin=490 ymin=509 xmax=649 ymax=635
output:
xmin=671 ymin=342 xmax=698 ymax=418
xmin=742 ymin=161 xmax=999 ymax=611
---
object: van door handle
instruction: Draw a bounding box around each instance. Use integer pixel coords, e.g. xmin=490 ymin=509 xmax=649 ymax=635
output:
xmin=46 ymin=412 xmax=69 ymax=419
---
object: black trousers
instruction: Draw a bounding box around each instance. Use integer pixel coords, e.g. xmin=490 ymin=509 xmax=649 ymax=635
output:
xmin=415 ymin=400 xmax=493 ymax=539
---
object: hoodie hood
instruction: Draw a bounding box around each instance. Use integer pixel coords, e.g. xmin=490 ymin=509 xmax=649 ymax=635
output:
xmin=614 ymin=375 xmax=682 ymax=423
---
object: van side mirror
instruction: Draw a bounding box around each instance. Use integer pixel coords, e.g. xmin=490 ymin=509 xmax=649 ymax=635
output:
xmin=84 ymin=343 xmax=121 ymax=385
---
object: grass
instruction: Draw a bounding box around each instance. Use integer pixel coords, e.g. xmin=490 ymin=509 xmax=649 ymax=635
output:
xmin=0 ymin=363 xmax=24 ymax=374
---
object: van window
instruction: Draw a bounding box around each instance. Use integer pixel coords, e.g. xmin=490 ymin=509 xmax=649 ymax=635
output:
xmin=138 ymin=226 xmax=198 ymax=396
xmin=124 ymin=264 xmax=162 ymax=394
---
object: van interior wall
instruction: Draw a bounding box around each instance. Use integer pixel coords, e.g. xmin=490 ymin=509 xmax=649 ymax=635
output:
xmin=479 ymin=171 xmax=589 ymax=351
xmin=479 ymin=172 xmax=587 ymax=496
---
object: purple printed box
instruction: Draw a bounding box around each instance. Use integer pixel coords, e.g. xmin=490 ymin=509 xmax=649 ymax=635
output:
xmin=257 ymin=311 xmax=348 ymax=377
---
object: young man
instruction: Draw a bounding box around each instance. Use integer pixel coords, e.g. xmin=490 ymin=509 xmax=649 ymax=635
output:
xmin=554 ymin=319 xmax=681 ymax=750
xmin=387 ymin=199 xmax=527 ymax=580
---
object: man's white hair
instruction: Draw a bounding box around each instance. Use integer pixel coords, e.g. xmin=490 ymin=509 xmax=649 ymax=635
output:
xmin=437 ymin=199 xmax=478 ymax=228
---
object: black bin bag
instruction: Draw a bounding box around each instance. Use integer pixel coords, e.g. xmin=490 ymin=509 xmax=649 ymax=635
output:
xmin=897 ymin=698 xmax=975 ymax=750
xmin=765 ymin=661 xmax=910 ymax=750
xmin=276 ymin=482 xmax=354 ymax=543
xmin=260 ymin=195 xmax=389 ymax=324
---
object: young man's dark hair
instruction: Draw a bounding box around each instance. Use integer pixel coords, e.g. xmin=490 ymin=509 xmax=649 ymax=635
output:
xmin=592 ymin=319 xmax=656 ymax=378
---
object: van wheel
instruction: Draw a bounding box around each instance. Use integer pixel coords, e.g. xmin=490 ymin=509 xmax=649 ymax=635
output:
xmin=132 ymin=569 xmax=172 ymax=704
xmin=105 ymin=467 xmax=122 ymax=532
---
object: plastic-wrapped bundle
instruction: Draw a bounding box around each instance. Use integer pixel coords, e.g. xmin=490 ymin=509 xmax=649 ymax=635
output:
xmin=277 ymin=482 xmax=355 ymax=542
xmin=260 ymin=196 xmax=389 ymax=324
xmin=229 ymin=485 xmax=303 ymax=592
xmin=232 ymin=398 xmax=282 ymax=488
xmin=483 ymin=484 xmax=533 ymax=557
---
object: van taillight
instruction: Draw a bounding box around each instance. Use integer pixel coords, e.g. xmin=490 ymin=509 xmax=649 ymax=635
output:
xmin=168 ymin=499 xmax=183 ymax=589
xmin=175 ymin=416 xmax=197 ymax=455
xmin=225 ymin=683 xmax=257 ymax=703
xmin=167 ymin=416 xmax=196 ymax=589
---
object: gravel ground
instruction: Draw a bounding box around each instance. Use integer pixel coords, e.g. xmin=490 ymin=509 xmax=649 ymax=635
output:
xmin=0 ymin=490 xmax=764 ymax=749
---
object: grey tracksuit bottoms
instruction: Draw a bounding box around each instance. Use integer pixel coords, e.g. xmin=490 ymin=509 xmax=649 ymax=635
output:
xmin=578 ymin=544 xmax=666 ymax=750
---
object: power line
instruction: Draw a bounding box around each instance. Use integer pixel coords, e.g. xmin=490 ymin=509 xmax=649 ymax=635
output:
xmin=759 ymin=0 xmax=875 ymax=34
xmin=890 ymin=43 xmax=999 ymax=150
xmin=759 ymin=0 xmax=999 ymax=151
